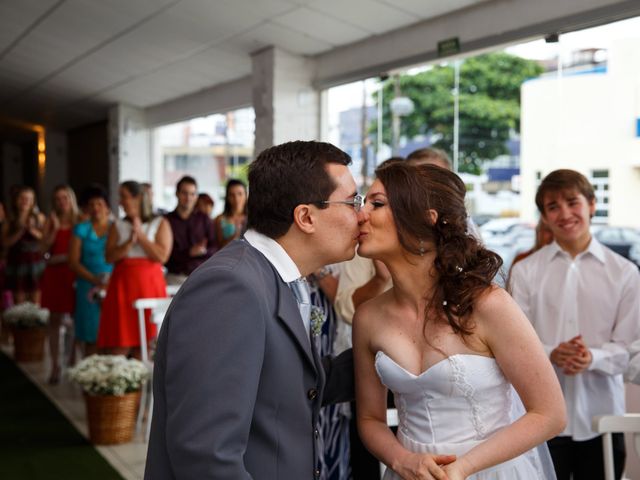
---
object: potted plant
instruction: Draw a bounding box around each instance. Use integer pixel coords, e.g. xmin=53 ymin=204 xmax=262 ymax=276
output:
xmin=3 ymin=302 xmax=49 ymax=362
xmin=68 ymin=354 xmax=149 ymax=444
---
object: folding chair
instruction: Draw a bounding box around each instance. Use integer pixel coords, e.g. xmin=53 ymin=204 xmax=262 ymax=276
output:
xmin=592 ymin=414 xmax=640 ymax=480
xmin=379 ymin=409 xmax=399 ymax=477
xmin=133 ymin=297 xmax=172 ymax=441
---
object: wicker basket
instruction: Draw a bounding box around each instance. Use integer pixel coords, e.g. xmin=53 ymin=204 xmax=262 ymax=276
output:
xmin=84 ymin=391 xmax=141 ymax=444
xmin=12 ymin=326 xmax=46 ymax=362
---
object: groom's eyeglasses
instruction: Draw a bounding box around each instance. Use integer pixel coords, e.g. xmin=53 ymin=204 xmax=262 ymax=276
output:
xmin=312 ymin=194 xmax=364 ymax=213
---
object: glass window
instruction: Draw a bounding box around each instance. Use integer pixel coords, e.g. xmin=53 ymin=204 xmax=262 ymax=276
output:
xmin=152 ymin=108 xmax=255 ymax=214
xmin=590 ymin=169 xmax=609 ymax=224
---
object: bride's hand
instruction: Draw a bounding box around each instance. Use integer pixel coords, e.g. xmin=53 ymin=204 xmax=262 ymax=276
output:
xmin=396 ymin=452 xmax=456 ymax=479
xmin=442 ymin=460 xmax=468 ymax=480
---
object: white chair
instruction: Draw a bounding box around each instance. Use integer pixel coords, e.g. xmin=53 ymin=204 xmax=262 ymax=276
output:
xmin=166 ymin=284 xmax=181 ymax=297
xmin=133 ymin=297 xmax=172 ymax=440
xmin=592 ymin=414 xmax=640 ymax=480
xmin=380 ymin=408 xmax=399 ymax=477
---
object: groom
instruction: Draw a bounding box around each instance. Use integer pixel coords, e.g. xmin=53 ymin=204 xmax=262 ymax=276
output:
xmin=144 ymin=141 xmax=361 ymax=479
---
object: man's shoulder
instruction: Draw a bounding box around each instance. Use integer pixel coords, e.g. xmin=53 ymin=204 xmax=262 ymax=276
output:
xmin=597 ymin=240 xmax=640 ymax=277
xmin=513 ymin=244 xmax=552 ymax=271
xmin=176 ymin=241 xmax=278 ymax=308
xmin=193 ymin=240 xmax=272 ymax=279
xmin=339 ymin=254 xmax=374 ymax=281
xmin=164 ymin=210 xmax=181 ymax=224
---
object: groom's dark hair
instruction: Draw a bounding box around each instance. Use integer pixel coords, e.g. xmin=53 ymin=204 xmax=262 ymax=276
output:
xmin=248 ymin=140 xmax=351 ymax=239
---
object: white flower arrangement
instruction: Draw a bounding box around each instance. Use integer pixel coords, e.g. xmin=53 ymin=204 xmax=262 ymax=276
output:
xmin=3 ymin=302 xmax=49 ymax=328
xmin=67 ymin=355 xmax=149 ymax=396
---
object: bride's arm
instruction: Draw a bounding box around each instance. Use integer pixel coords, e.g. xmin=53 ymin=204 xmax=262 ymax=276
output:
xmin=353 ymin=301 xmax=455 ymax=480
xmin=445 ymin=288 xmax=566 ymax=479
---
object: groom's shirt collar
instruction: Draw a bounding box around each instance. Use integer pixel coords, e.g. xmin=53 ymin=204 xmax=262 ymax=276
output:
xmin=244 ymin=229 xmax=301 ymax=283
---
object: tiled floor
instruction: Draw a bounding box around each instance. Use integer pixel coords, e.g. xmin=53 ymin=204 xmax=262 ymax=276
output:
xmin=1 ymin=343 xmax=147 ymax=480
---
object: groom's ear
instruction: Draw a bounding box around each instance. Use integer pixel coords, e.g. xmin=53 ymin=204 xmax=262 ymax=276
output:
xmin=292 ymin=204 xmax=316 ymax=234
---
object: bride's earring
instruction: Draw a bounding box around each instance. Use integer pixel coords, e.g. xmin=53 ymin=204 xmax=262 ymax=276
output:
xmin=419 ymin=239 xmax=425 ymax=256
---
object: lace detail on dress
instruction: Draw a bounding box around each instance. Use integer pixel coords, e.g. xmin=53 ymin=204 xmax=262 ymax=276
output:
xmin=448 ymin=356 xmax=488 ymax=439
xmin=396 ymin=395 xmax=410 ymax=437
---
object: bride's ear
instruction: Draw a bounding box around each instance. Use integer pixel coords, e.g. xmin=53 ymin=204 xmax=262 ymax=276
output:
xmin=292 ymin=204 xmax=315 ymax=234
xmin=427 ymin=209 xmax=438 ymax=225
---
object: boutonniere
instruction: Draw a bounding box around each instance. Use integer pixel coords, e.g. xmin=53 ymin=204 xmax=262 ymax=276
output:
xmin=310 ymin=306 xmax=326 ymax=337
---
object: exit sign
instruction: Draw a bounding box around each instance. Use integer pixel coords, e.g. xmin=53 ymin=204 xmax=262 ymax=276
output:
xmin=438 ymin=37 xmax=460 ymax=57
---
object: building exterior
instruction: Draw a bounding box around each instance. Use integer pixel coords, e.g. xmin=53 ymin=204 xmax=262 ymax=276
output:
xmin=520 ymin=40 xmax=640 ymax=227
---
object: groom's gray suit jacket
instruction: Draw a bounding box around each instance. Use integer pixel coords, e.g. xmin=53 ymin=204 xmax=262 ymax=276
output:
xmin=144 ymin=239 xmax=354 ymax=479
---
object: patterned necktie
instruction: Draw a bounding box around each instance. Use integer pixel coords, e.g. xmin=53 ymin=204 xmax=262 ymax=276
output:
xmin=288 ymin=278 xmax=311 ymax=338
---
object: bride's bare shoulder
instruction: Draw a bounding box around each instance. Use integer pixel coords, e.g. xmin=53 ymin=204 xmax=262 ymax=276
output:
xmin=473 ymin=285 xmax=526 ymax=331
xmin=474 ymin=285 xmax=513 ymax=313
xmin=353 ymin=289 xmax=394 ymax=327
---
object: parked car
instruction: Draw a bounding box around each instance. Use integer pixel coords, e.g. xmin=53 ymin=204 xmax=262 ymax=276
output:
xmin=480 ymin=219 xmax=537 ymax=285
xmin=471 ymin=214 xmax=498 ymax=227
xmin=592 ymin=226 xmax=640 ymax=267
xmin=480 ymin=218 xmax=533 ymax=242
xmin=630 ymin=243 xmax=640 ymax=267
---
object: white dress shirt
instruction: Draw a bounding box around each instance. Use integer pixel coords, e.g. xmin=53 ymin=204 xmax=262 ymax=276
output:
xmin=510 ymin=238 xmax=640 ymax=441
xmin=244 ymin=229 xmax=309 ymax=335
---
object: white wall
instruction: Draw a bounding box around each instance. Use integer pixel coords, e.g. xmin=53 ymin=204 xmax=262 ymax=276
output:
xmin=109 ymin=104 xmax=151 ymax=183
xmin=252 ymin=47 xmax=320 ymax=154
xmin=272 ymin=49 xmax=319 ymax=145
xmin=520 ymin=39 xmax=640 ymax=227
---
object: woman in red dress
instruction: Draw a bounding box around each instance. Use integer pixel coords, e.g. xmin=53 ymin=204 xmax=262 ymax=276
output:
xmin=97 ymin=181 xmax=172 ymax=358
xmin=40 ymin=185 xmax=78 ymax=383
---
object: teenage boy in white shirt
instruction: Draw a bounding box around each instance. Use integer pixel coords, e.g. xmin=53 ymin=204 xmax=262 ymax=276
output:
xmin=510 ymin=169 xmax=640 ymax=480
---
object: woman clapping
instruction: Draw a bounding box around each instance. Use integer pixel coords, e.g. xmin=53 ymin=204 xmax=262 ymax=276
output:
xmin=97 ymin=181 xmax=172 ymax=358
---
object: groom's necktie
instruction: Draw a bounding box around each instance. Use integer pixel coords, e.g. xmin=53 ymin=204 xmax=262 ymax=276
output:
xmin=288 ymin=278 xmax=311 ymax=339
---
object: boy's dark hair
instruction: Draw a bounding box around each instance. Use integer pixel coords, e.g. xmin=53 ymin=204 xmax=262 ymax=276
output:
xmin=247 ymin=141 xmax=351 ymax=239
xmin=176 ymin=175 xmax=197 ymax=193
xmin=535 ymin=169 xmax=595 ymax=214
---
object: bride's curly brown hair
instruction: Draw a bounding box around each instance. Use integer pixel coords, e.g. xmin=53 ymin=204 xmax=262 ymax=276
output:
xmin=375 ymin=162 xmax=502 ymax=336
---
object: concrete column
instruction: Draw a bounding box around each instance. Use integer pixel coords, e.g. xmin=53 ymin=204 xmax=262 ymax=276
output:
xmin=252 ymin=47 xmax=320 ymax=156
xmin=108 ymin=104 xmax=151 ymax=208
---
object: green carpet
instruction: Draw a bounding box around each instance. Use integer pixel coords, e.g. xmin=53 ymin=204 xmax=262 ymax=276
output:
xmin=0 ymin=351 xmax=125 ymax=479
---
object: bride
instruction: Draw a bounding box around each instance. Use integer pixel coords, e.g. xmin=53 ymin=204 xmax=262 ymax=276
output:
xmin=353 ymin=162 xmax=566 ymax=480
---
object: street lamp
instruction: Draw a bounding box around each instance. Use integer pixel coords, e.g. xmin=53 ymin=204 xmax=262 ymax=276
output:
xmin=389 ymin=76 xmax=414 ymax=155
xmin=390 ymin=96 xmax=415 ymax=116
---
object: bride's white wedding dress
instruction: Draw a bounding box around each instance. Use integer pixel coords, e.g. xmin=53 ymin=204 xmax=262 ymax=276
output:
xmin=376 ymin=351 xmax=554 ymax=479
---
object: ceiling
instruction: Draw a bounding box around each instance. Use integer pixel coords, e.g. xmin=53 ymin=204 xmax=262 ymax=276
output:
xmin=0 ymin=0 xmax=490 ymax=131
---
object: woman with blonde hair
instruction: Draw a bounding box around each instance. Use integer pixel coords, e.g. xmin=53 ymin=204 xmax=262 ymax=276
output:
xmin=2 ymin=186 xmax=45 ymax=305
xmin=40 ymin=185 xmax=79 ymax=383
xmin=97 ymin=180 xmax=172 ymax=358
